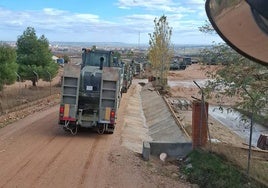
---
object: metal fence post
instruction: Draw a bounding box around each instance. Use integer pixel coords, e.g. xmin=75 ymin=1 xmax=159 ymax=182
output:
xmin=46 ymin=71 xmax=51 ymax=95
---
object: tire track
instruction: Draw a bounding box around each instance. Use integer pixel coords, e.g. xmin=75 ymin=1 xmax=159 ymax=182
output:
xmin=31 ymin=136 xmax=74 ymax=186
xmin=0 ymin=135 xmax=58 ymax=188
xmin=78 ymin=138 xmax=100 ymax=187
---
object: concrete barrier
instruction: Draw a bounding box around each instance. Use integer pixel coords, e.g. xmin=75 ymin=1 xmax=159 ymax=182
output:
xmin=142 ymin=141 xmax=151 ymax=161
xmin=142 ymin=141 xmax=192 ymax=160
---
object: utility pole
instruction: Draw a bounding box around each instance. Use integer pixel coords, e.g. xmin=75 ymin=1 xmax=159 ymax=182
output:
xmin=138 ymin=31 xmax=140 ymax=50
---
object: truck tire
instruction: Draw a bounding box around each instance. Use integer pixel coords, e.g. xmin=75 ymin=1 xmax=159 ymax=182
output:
xmin=106 ymin=124 xmax=115 ymax=134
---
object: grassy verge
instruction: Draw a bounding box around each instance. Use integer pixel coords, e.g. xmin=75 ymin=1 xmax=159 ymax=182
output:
xmin=181 ymin=149 xmax=267 ymax=188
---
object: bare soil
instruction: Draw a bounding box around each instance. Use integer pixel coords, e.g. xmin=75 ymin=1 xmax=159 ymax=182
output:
xmin=0 ymin=64 xmax=266 ymax=187
xmin=0 ymin=81 xmax=191 ymax=188
xmin=167 ymin=64 xmax=268 ymax=185
xmin=167 ymin=64 xmax=247 ymax=146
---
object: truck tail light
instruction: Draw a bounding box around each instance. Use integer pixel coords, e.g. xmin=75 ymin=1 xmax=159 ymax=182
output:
xmin=110 ymin=110 xmax=115 ymax=124
xmin=59 ymin=105 xmax=64 ymax=117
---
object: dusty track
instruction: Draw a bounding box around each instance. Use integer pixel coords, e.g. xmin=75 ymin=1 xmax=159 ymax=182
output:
xmin=0 ymin=81 xmax=190 ymax=188
xmin=0 ymin=106 xmax=112 ymax=187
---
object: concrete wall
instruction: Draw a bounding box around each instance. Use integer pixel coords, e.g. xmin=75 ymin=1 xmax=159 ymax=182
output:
xmin=141 ymin=84 xmax=190 ymax=142
xmin=142 ymin=141 xmax=192 ymax=160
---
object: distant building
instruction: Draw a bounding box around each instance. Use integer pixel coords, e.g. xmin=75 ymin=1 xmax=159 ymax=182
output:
xmin=52 ymin=55 xmax=59 ymax=63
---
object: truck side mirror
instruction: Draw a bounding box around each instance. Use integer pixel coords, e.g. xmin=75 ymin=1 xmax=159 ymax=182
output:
xmin=205 ymin=0 xmax=268 ymax=66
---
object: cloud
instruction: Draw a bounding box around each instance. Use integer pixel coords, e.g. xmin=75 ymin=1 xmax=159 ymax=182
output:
xmin=0 ymin=0 xmax=217 ymax=44
xmin=121 ymin=14 xmax=156 ymax=31
xmin=116 ymin=0 xmax=207 ymax=29
xmin=0 ymin=6 xmax=142 ymax=42
xmin=43 ymin=8 xmax=66 ymax=16
xmin=117 ymin=0 xmax=173 ymax=10
xmin=117 ymin=0 xmax=194 ymax=13
xmin=0 ymin=7 xmax=112 ymax=33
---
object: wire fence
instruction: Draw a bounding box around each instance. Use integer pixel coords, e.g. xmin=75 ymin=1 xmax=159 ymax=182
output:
xmin=0 ymin=75 xmax=62 ymax=115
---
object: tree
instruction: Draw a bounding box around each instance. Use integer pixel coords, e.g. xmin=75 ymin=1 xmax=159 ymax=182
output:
xmin=200 ymin=42 xmax=237 ymax=65
xmin=199 ymin=24 xmax=268 ymax=124
xmin=0 ymin=44 xmax=18 ymax=91
xmin=200 ymin=21 xmax=268 ymax=176
xmin=16 ymin=27 xmax=58 ymax=86
xmin=148 ymin=15 xmax=174 ymax=87
xmin=62 ymin=55 xmax=70 ymax=64
xmin=113 ymin=51 xmax=121 ymax=59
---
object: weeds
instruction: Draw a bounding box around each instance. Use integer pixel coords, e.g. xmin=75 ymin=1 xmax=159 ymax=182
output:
xmin=181 ymin=149 xmax=267 ymax=188
xmin=0 ymin=85 xmax=60 ymax=114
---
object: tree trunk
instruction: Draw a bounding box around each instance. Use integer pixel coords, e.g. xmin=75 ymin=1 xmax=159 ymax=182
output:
xmin=0 ymin=100 xmax=3 ymax=114
xmin=32 ymin=79 xmax=37 ymax=87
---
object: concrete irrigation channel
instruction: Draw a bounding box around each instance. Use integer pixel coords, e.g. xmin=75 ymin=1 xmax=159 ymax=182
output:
xmin=121 ymin=80 xmax=192 ymax=161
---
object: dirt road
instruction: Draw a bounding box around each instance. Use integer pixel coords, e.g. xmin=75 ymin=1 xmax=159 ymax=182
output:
xmin=0 ymin=105 xmax=111 ymax=188
xmin=0 ymin=81 xmax=190 ymax=188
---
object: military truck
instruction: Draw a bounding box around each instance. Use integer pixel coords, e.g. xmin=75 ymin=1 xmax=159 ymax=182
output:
xmin=121 ymin=61 xmax=133 ymax=93
xmin=183 ymin=57 xmax=192 ymax=66
xmin=58 ymin=48 xmax=125 ymax=135
xmin=170 ymin=61 xmax=186 ymax=70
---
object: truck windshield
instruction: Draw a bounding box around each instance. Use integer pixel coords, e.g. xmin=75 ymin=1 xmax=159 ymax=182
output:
xmin=183 ymin=57 xmax=191 ymax=63
xmin=85 ymin=52 xmax=110 ymax=67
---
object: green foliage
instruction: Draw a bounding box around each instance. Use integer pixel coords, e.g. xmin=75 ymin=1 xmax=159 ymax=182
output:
xmin=182 ymin=150 xmax=264 ymax=188
xmin=200 ymin=43 xmax=268 ymax=120
xmin=92 ymin=45 xmax=97 ymax=50
xmin=198 ymin=20 xmax=216 ymax=35
xmin=0 ymin=44 xmax=18 ymax=90
xmin=16 ymin=27 xmax=58 ymax=86
xmin=113 ymin=51 xmax=121 ymax=60
xmin=148 ymin=15 xmax=174 ymax=87
xmin=199 ymin=20 xmax=267 ymax=122
xmin=126 ymin=50 xmax=134 ymax=59
xmin=62 ymin=55 xmax=70 ymax=63
xmin=200 ymin=42 xmax=240 ymax=65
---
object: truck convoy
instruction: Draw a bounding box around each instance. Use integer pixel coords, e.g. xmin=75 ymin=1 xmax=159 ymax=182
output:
xmin=58 ymin=48 xmax=132 ymax=135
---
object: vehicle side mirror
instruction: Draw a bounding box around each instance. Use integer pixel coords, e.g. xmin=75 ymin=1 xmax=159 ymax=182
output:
xmin=205 ymin=0 xmax=268 ymax=66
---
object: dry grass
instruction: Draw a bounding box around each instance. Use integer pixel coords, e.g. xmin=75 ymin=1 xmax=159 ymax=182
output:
xmin=0 ymin=85 xmax=60 ymax=114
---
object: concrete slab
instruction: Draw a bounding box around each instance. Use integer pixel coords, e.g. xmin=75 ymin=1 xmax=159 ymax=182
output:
xmin=121 ymin=81 xmax=191 ymax=159
xmin=142 ymin=141 xmax=192 ymax=160
xmin=121 ymin=83 xmax=152 ymax=153
xmin=141 ymin=84 xmax=190 ymax=142
xmin=149 ymin=142 xmax=192 ymax=158
xmin=142 ymin=141 xmax=150 ymax=161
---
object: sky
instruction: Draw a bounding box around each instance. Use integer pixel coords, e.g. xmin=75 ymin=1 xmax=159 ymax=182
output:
xmin=0 ymin=0 xmax=222 ymax=45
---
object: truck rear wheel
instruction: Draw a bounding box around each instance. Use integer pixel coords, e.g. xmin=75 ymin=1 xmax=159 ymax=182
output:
xmin=97 ymin=123 xmax=114 ymax=134
xmin=106 ymin=124 xmax=114 ymax=134
xmin=97 ymin=124 xmax=105 ymax=134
